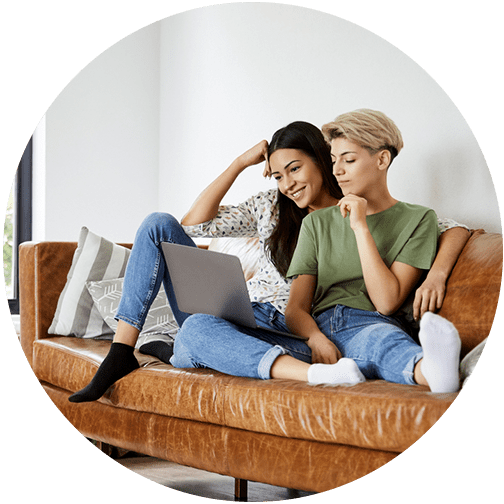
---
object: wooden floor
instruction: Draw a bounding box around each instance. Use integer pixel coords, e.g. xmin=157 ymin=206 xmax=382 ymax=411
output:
xmin=116 ymin=454 xmax=316 ymax=501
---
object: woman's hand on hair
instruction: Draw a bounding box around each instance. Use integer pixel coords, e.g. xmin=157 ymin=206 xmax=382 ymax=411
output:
xmin=235 ymin=140 xmax=270 ymax=175
xmin=262 ymin=157 xmax=272 ymax=178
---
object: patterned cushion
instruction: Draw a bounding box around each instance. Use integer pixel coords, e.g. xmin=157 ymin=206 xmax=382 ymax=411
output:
xmin=86 ymin=277 xmax=178 ymax=348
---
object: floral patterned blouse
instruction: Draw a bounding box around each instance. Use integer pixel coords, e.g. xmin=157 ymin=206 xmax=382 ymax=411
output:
xmin=182 ymin=188 xmax=468 ymax=315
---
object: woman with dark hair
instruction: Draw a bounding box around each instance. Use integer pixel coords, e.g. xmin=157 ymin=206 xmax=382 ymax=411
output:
xmin=69 ymin=120 xmax=469 ymax=401
xmin=70 ymin=121 xmax=343 ymax=402
xmin=169 ymin=122 xmax=360 ymax=381
xmin=266 ymin=121 xmax=343 ymax=277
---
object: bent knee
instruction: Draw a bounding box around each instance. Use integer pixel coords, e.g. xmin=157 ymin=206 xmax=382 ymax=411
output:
xmin=173 ymin=314 xmax=219 ymax=362
xmin=177 ymin=314 xmax=224 ymax=347
xmin=180 ymin=313 xmax=221 ymax=334
xmin=136 ymin=212 xmax=178 ymax=241
xmin=141 ymin=212 xmax=177 ymax=229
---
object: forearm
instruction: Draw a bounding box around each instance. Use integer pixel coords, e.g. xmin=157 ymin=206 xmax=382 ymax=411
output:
xmin=181 ymin=159 xmax=246 ymax=225
xmin=285 ymin=274 xmax=323 ymax=339
xmin=286 ymin=302 xmax=341 ymax=364
xmin=354 ymin=226 xmax=404 ymax=315
xmin=428 ymin=227 xmax=470 ymax=282
xmin=285 ymin=305 xmax=324 ymax=340
xmin=182 ymin=140 xmax=269 ymax=226
xmin=285 ymin=279 xmax=341 ymax=364
xmin=412 ymin=227 xmax=470 ymax=320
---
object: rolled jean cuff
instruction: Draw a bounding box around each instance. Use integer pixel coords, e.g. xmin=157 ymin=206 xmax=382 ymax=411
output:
xmin=257 ymin=345 xmax=289 ymax=379
xmin=403 ymin=350 xmax=424 ymax=385
xmin=114 ymin=314 xmax=143 ymax=332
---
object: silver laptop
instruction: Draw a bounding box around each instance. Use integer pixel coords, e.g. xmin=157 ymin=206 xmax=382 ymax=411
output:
xmin=161 ymin=242 xmax=307 ymax=340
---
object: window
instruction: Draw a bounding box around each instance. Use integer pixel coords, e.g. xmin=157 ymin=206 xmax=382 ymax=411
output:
xmin=4 ymin=138 xmax=32 ymax=314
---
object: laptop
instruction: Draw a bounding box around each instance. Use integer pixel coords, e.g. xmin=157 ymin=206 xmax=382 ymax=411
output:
xmin=161 ymin=242 xmax=308 ymax=340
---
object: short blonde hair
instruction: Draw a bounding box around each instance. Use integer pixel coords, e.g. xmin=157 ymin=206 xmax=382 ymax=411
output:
xmin=322 ymin=109 xmax=404 ymax=164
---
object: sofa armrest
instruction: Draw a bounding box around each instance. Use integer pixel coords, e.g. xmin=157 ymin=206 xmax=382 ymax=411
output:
xmin=19 ymin=239 xmax=204 ymax=367
xmin=19 ymin=242 xmax=79 ymax=366
xmin=438 ymin=229 xmax=502 ymax=357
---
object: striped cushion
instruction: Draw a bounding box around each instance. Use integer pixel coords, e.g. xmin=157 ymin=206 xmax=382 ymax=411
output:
xmin=48 ymin=227 xmax=130 ymax=338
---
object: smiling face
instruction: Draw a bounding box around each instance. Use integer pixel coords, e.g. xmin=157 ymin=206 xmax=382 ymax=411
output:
xmin=269 ymin=148 xmax=335 ymax=213
xmin=330 ymin=138 xmax=387 ymax=197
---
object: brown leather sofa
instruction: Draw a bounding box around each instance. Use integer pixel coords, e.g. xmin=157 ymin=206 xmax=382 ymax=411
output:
xmin=18 ymin=229 xmax=501 ymax=495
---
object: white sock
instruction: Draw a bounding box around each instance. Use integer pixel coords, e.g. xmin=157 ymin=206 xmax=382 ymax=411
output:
xmin=419 ymin=312 xmax=461 ymax=393
xmin=307 ymin=358 xmax=366 ymax=386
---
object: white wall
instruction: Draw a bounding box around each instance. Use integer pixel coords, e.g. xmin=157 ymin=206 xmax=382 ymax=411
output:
xmin=41 ymin=22 xmax=161 ymax=242
xmin=35 ymin=3 xmax=500 ymax=244
xmin=158 ymin=3 xmax=499 ymax=232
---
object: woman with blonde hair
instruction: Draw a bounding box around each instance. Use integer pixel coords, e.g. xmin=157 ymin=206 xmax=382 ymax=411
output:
xmin=282 ymin=109 xmax=462 ymax=392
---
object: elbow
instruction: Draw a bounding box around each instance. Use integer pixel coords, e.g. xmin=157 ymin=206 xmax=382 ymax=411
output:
xmin=371 ymin=282 xmax=410 ymax=317
xmin=376 ymin=306 xmax=396 ymax=317
xmin=180 ymin=213 xmax=192 ymax=226
xmin=374 ymin=300 xmax=400 ymax=317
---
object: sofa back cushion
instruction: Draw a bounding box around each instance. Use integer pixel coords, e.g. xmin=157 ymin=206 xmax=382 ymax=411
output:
xmin=19 ymin=230 xmax=501 ymax=365
xmin=208 ymin=237 xmax=260 ymax=281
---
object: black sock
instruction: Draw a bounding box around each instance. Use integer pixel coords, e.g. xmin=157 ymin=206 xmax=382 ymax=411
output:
xmin=68 ymin=342 xmax=139 ymax=403
xmin=138 ymin=340 xmax=174 ymax=364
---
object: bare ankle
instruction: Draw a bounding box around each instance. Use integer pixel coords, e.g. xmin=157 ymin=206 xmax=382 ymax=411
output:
xmin=113 ymin=320 xmax=140 ymax=347
xmin=413 ymin=359 xmax=428 ymax=386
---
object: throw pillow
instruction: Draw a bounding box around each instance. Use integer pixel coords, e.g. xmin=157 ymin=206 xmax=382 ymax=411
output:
xmin=460 ymin=337 xmax=487 ymax=387
xmin=48 ymin=227 xmax=130 ymax=338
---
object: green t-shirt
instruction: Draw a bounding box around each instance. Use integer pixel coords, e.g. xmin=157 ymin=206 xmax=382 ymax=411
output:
xmin=286 ymin=202 xmax=439 ymax=316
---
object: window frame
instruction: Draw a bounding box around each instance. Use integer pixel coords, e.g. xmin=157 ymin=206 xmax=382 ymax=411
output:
xmin=8 ymin=138 xmax=33 ymax=314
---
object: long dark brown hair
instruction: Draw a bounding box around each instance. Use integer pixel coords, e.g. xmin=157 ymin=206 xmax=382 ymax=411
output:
xmin=265 ymin=121 xmax=343 ymax=277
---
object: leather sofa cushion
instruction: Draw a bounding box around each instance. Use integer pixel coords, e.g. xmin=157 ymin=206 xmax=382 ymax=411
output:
xmin=34 ymin=336 xmax=456 ymax=454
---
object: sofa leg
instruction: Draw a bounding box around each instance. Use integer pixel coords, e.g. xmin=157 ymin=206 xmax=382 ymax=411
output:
xmin=95 ymin=440 xmax=116 ymax=457
xmin=234 ymin=478 xmax=248 ymax=501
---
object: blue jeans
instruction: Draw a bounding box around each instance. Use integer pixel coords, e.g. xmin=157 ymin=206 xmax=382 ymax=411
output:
xmin=171 ymin=302 xmax=312 ymax=379
xmin=315 ymin=305 xmax=422 ymax=385
xmin=171 ymin=304 xmax=423 ymax=385
xmin=116 ymin=213 xmax=197 ymax=330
